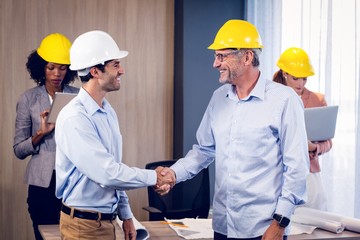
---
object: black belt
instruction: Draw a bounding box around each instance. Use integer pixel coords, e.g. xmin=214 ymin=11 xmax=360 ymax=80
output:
xmin=61 ymin=204 xmax=116 ymax=221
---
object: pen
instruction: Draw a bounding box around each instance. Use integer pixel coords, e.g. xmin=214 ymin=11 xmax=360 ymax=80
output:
xmin=160 ymin=221 xmax=189 ymax=228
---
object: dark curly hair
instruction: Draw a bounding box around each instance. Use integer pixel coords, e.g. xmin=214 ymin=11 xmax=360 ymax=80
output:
xmin=26 ymin=50 xmax=78 ymax=86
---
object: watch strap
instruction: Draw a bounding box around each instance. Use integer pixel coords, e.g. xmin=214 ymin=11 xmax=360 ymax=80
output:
xmin=273 ymin=213 xmax=290 ymax=228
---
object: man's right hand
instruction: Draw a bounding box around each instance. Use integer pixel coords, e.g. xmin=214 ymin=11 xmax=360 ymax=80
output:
xmin=154 ymin=167 xmax=176 ymax=195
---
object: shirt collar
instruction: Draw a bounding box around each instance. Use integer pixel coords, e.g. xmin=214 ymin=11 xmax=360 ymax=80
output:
xmin=226 ymin=73 xmax=265 ymax=101
xmin=78 ymin=87 xmax=109 ymax=115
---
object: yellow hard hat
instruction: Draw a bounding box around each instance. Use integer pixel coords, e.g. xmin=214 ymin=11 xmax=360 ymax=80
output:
xmin=208 ymin=19 xmax=264 ymax=50
xmin=276 ymin=47 xmax=315 ymax=78
xmin=37 ymin=33 xmax=72 ymax=64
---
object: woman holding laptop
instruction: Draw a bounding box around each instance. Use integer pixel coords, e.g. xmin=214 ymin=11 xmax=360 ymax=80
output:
xmin=13 ymin=33 xmax=78 ymax=240
xmin=273 ymin=47 xmax=332 ymax=211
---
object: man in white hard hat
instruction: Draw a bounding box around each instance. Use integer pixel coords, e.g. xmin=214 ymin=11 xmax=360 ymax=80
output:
xmin=55 ymin=30 xmax=174 ymax=240
xmin=159 ymin=20 xmax=309 ymax=239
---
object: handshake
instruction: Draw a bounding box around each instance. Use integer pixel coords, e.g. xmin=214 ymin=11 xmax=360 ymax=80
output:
xmin=154 ymin=167 xmax=176 ymax=195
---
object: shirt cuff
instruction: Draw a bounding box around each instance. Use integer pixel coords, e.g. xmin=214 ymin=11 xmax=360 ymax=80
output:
xmin=275 ymin=197 xmax=296 ymax=219
xmin=170 ymin=162 xmax=187 ymax=184
xmin=146 ymin=169 xmax=157 ymax=186
xmin=117 ymin=204 xmax=133 ymax=220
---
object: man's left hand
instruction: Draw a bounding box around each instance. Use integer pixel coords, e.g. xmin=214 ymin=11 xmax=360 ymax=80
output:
xmin=262 ymin=220 xmax=285 ymax=240
xmin=122 ymin=218 xmax=136 ymax=240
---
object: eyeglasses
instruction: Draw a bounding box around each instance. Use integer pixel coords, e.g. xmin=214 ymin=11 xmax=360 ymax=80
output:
xmin=214 ymin=50 xmax=241 ymax=62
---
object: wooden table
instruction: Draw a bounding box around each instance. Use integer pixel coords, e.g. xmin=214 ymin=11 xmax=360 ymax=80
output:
xmin=39 ymin=221 xmax=360 ymax=239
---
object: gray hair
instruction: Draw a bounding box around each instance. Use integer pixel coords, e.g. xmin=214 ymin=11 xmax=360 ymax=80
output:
xmin=239 ymin=48 xmax=261 ymax=67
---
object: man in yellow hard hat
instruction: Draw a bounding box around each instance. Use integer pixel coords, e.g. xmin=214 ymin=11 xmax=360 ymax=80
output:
xmin=159 ymin=20 xmax=309 ymax=239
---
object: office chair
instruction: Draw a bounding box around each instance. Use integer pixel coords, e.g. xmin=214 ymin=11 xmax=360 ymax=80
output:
xmin=143 ymin=160 xmax=210 ymax=221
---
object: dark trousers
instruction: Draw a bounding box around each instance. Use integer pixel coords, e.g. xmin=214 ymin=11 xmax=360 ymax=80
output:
xmin=27 ymin=171 xmax=62 ymax=240
xmin=214 ymin=231 xmax=288 ymax=240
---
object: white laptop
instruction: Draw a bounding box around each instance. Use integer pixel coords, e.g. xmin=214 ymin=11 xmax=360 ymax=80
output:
xmin=304 ymin=105 xmax=339 ymax=142
xmin=47 ymin=92 xmax=77 ymax=123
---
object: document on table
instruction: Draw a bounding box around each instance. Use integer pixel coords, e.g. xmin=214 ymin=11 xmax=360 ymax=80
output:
xmin=163 ymin=218 xmax=213 ymax=239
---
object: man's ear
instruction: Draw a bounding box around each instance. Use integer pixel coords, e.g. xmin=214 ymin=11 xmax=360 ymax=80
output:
xmin=89 ymin=67 xmax=98 ymax=78
xmin=245 ymin=52 xmax=250 ymax=62
xmin=244 ymin=50 xmax=253 ymax=65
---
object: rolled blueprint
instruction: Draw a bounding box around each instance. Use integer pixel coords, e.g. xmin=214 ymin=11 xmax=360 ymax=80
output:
xmin=291 ymin=213 xmax=344 ymax=233
xmin=294 ymin=207 xmax=360 ymax=233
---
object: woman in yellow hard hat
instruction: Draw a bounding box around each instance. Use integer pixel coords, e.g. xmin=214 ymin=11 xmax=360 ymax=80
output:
xmin=13 ymin=33 xmax=79 ymax=240
xmin=273 ymin=47 xmax=332 ymax=211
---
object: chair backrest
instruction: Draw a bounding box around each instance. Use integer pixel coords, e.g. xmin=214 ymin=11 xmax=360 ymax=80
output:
xmin=144 ymin=160 xmax=210 ymax=221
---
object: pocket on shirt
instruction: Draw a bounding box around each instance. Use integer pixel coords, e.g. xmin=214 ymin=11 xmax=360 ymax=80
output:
xmin=234 ymin=127 xmax=274 ymax=158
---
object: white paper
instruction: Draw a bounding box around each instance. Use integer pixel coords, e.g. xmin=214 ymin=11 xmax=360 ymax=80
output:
xmin=116 ymin=216 xmax=150 ymax=240
xmin=165 ymin=218 xmax=213 ymax=239
xmin=289 ymin=222 xmax=317 ymax=235
xmin=291 ymin=214 xmax=344 ymax=233
xmin=294 ymin=207 xmax=360 ymax=233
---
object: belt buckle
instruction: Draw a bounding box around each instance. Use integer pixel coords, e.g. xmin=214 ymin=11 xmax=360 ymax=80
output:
xmin=95 ymin=212 xmax=101 ymax=222
xmin=99 ymin=212 xmax=116 ymax=221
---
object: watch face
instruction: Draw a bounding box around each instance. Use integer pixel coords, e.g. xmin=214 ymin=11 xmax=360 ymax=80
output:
xmin=280 ymin=217 xmax=290 ymax=227
xmin=273 ymin=213 xmax=290 ymax=227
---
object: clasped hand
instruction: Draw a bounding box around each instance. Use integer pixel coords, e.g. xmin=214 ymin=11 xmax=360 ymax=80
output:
xmin=154 ymin=167 xmax=176 ymax=196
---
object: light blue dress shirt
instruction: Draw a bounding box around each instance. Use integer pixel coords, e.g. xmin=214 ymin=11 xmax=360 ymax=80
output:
xmin=171 ymin=77 xmax=309 ymax=238
xmin=55 ymin=88 xmax=156 ymax=219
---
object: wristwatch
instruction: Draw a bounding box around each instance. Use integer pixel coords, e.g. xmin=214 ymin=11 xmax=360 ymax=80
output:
xmin=273 ymin=213 xmax=290 ymax=228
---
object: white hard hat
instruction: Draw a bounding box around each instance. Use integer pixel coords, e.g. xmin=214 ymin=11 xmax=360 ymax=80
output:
xmin=70 ymin=30 xmax=128 ymax=76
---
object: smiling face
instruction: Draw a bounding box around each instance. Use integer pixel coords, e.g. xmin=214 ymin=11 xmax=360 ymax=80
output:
xmin=212 ymin=49 xmax=245 ymax=84
xmin=99 ymin=59 xmax=125 ymax=92
xmin=283 ymin=72 xmax=307 ymax=95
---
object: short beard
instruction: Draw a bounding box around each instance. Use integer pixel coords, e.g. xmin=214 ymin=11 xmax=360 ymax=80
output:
xmin=219 ymin=71 xmax=236 ymax=84
xmin=219 ymin=78 xmax=230 ymax=84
